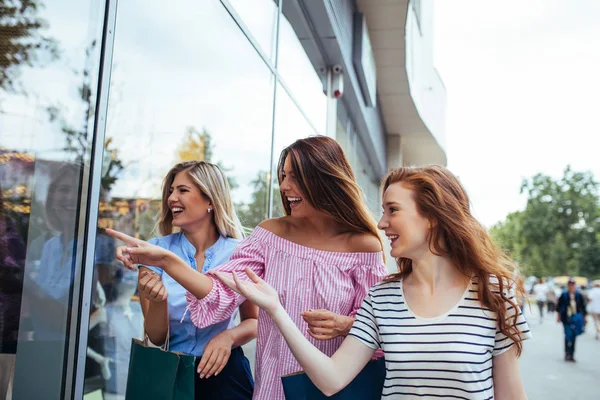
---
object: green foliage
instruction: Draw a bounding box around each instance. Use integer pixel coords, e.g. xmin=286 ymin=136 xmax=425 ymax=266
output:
xmin=491 ymin=166 xmax=600 ymax=279
xmin=236 ymin=170 xmax=283 ymax=230
xmin=175 ymin=127 xmax=237 ymax=191
xmin=0 ymin=0 xmax=59 ymax=93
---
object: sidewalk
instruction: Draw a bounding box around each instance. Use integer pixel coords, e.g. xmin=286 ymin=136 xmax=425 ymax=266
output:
xmin=520 ymin=306 xmax=599 ymax=399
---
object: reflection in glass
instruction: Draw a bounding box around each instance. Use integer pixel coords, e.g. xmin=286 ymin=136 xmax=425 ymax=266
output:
xmin=270 ymin=84 xmax=317 ymax=217
xmin=0 ymin=0 xmax=104 ymax=398
xmin=336 ymin=107 xmax=379 ymax=217
xmin=227 ymin=0 xmax=279 ymax=62
xmin=277 ymin=12 xmax=327 ymax=134
xmin=89 ymin=0 xmax=276 ymax=396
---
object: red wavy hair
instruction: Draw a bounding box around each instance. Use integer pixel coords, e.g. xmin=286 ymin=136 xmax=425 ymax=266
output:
xmin=382 ymin=165 xmax=525 ymax=356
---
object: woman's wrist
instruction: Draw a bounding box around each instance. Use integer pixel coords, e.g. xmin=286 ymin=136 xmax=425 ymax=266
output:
xmin=160 ymin=251 xmax=179 ymax=271
xmin=268 ymin=304 xmax=287 ymax=323
xmin=219 ymin=329 xmax=236 ymax=346
xmin=336 ymin=315 xmax=355 ymax=337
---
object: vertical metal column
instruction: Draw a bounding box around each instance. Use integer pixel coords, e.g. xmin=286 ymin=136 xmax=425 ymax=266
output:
xmin=69 ymin=0 xmax=119 ymax=398
xmin=267 ymin=0 xmax=282 ymax=218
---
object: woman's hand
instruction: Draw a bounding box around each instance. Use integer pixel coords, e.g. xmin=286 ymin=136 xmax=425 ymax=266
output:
xmin=212 ymin=267 xmax=281 ymax=315
xmin=138 ymin=269 xmax=168 ymax=303
xmin=197 ymin=330 xmax=234 ymax=379
xmin=106 ymin=229 xmax=172 ymax=270
xmin=301 ymin=310 xmax=354 ymax=340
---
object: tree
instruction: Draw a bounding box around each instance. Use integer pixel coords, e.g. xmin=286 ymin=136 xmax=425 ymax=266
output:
xmin=175 ymin=126 xmax=237 ymax=190
xmin=100 ymin=137 xmax=124 ymax=193
xmin=491 ymin=166 xmax=600 ymax=278
xmin=46 ymin=40 xmax=124 ymax=192
xmin=237 ymin=170 xmax=283 ymax=229
xmin=490 ymin=211 xmax=525 ymax=264
xmin=176 ymin=126 xmax=213 ymax=162
xmin=0 ymin=0 xmax=58 ymax=93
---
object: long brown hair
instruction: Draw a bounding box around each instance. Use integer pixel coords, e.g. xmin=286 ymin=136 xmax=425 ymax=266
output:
xmin=277 ymin=136 xmax=383 ymax=253
xmin=382 ymin=165 xmax=525 ymax=355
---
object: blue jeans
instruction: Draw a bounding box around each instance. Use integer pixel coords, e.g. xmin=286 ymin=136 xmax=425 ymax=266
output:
xmin=563 ymin=323 xmax=576 ymax=356
xmin=194 ymin=346 xmax=254 ymax=400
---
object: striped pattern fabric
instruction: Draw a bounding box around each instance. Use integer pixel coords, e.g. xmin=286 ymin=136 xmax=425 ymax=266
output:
xmin=185 ymin=227 xmax=387 ymax=400
xmin=349 ymin=278 xmax=531 ymax=399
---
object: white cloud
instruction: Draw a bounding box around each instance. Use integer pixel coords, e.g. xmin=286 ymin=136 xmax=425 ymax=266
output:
xmin=434 ymin=0 xmax=600 ymax=226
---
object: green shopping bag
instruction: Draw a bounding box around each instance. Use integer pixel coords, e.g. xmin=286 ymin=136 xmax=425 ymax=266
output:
xmin=125 ymin=337 xmax=195 ymax=400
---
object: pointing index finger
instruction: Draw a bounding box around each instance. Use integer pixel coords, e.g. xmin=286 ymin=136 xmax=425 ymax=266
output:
xmin=106 ymin=229 xmax=138 ymax=246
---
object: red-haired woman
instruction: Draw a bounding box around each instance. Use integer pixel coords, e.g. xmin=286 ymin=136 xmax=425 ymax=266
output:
xmin=216 ymin=165 xmax=531 ymax=400
xmin=107 ymin=136 xmax=387 ymax=400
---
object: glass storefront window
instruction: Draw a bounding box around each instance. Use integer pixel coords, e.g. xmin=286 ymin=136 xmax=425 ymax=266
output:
xmin=269 ymin=83 xmax=317 ymax=216
xmin=227 ymin=0 xmax=279 ymax=62
xmin=87 ymin=1 xmax=275 ymax=397
xmin=277 ymin=11 xmax=327 ymax=134
xmin=2 ymin=0 xmax=367 ymax=397
xmin=0 ymin=0 xmax=105 ymax=398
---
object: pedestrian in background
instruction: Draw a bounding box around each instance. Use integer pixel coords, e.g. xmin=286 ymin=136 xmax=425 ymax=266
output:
xmin=546 ymin=283 xmax=557 ymax=313
xmin=587 ymin=280 xmax=600 ymax=340
xmin=533 ymin=278 xmax=549 ymax=323
xmin=557 ymin=277 xmax=587 ymax=362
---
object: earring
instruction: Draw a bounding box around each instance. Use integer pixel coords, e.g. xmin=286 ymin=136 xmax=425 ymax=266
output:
xmin=208 ymin=208 xmax=212 ymax=213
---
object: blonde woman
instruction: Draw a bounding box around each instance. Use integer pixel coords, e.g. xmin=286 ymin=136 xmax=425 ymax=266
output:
xmin=132 ymin=161 xmax=257 ymax=399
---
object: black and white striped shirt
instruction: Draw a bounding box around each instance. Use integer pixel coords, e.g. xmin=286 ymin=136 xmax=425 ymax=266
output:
xmin=349 ymin=279 xmax=531 ymax=399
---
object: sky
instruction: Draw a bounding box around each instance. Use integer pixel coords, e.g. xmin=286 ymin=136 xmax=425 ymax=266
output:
xmin=433 ymin=0 xmax=600 ymax=227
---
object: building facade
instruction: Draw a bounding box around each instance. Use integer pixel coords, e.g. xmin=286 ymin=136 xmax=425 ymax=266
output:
xmin=0 ymin=0 xmax=445 ymax=398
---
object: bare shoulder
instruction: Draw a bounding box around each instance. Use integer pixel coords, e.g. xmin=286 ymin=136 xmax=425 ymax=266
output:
xmin=347 ymin=232 xmax=383 ymax=253
xmin=258 ymin=217 xmax=291 ymax=236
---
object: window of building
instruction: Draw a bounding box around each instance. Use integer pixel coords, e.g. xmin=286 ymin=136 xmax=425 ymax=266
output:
xmin=0 ymin=0 xmax=106 ymax=398
xmin=277 ymin=8 xmax=327 ymax=134
xmin=412 ymin=0 xmax=422 ymax=34
xmin=226 ymin=0 xmax=279 ymax=62
xmin=85 ymin=0 xmax=275 ymax=396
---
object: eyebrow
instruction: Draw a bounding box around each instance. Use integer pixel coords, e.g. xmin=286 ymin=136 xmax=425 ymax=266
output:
xmin=171 ymin=184 xmax=192 ymax=189
xmin=383 ymin=201 xmax=401 ymax=207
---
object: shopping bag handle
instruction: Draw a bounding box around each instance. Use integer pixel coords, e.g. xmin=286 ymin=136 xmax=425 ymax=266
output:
xmin=143 ymin=327 xmax=170 ymax=351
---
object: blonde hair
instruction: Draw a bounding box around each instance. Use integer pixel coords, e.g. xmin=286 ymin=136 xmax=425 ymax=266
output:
xmin=158 ymin=161 xmax=244 ymax=239
xmin=46 ymin=163 xmax=83 ymax=232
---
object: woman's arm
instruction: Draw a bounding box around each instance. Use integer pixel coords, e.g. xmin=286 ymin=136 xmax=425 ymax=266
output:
xmin=138 ymin=267 xmax=169 ymax=346
xmin=228 ymin=300 xmax=259 ymax=347
xmin=271 ymin=307 xmax=375 ymax=396
xmin=214 ymin=268 xmax=375 ymax=396
xmin=301 ymin=248 xmax=387 ymax=341
xmin=107 ymin=229 xmax=214 ymax=299
xmin=162 ymin=261 xmax=214 ymax=299
xmin=493 ymin=347 xmax=528 ymax=400
xmin=197 ymin=300 xmax=259 ymax=379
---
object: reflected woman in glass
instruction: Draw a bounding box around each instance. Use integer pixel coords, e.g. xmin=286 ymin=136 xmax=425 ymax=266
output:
xmin=27 ymin=163 xmax=83 ymax=337
xmin=135 ymin=161 xmax=256 ymax=400
xmin=108 ymin=136 xmax=387 ymax=400
xmin=13 ymin=162 xmax=88 ymax=397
